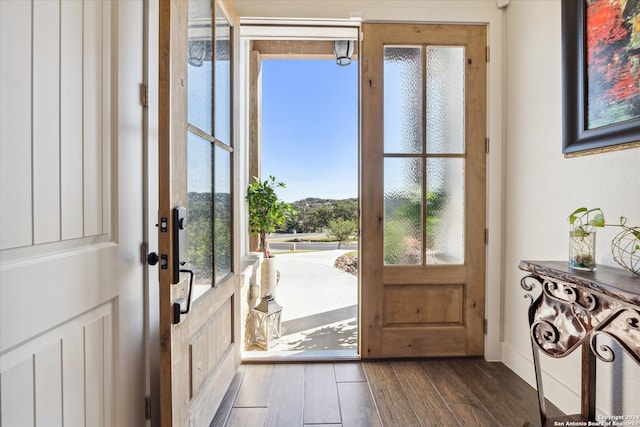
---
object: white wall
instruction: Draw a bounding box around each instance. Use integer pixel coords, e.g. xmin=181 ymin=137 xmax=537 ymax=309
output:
xmin=502 ymin=0 xmax=640 ymax=417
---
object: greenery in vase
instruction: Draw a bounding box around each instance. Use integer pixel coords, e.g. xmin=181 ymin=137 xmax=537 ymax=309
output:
xmin=568 ymin=208 xmax=640 ymax=274
xmin=246 ymin=176 xmax=296 ymax=259
xmin=568 ymin=207 xmax=605 ymax=269
xmin=568 ymin=207 xmax=605 ymax=232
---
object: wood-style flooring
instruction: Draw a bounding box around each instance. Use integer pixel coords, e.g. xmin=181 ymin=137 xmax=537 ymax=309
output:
xmin=211 ymin=358 xmax=565 ymax=427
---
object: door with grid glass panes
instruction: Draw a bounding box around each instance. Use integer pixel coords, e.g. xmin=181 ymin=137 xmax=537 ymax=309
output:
xmin=360 ymin=23 xmax=487 ymax=358
xmin=157 ymin=0 xmax=240 ymax=425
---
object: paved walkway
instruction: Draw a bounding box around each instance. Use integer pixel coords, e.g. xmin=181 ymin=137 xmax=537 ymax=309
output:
xmin=262 ymin=250 xmax=358 ymax=352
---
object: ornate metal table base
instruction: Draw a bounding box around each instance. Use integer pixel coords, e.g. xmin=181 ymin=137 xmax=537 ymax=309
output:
xmin=519 ymin=261 xmax=640 ymax=427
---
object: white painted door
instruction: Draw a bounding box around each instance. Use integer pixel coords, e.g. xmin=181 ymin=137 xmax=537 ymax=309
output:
xmin=0 ymin=1 xmax=146 ymax=425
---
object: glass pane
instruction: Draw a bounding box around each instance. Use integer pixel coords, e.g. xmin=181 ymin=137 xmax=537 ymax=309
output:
xmin=426 ymin=158 xmax=464 ymax=264
xmin=214 ymin=146 xmax=231 ymax=283
xmin=426 ymin=47 xmax=465 ymax=154
xmin=384 ymin=46 xmax=423 ymax=154
xmin=384 ymin=158 xmax=422 ymax=265
xmin=187 ymin=0 xmax=213 ymax=134
xmin=214 ymin=5 xmax=231 ymax=144
xmin=187 ymin=132 xmax=213 ymax=291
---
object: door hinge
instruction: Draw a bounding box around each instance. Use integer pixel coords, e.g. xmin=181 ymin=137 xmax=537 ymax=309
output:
xmin=486 ymin=46 xmax=490 ymax=62
xmin=145 ymin=396 xmax=151 ymax=420
xmin=485 ymin=228 xmax=489 ymax=245
xmin=140 ymin=83 xmax=149 ymax=108
xmin=485 ymin=137 xmax=490 ymax=153
xmin=484 ymin=318 xmax=488 ymax=335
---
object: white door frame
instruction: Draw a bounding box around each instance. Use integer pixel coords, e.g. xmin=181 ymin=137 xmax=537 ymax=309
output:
xmin=143 ymin=0 xmax=161 ymax=424
xmin=238 ymin=11 xmax=504 ymax=361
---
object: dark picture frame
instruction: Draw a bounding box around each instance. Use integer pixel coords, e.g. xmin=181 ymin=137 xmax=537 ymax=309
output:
xmin=562 ymin=0 xmax=640 ymax=155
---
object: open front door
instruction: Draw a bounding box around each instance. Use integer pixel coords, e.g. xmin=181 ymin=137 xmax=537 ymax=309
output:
xmin=360 ymin=23 xmax=487 ymax=358
xmin=158 ymin=0 xmax=240 ymax=425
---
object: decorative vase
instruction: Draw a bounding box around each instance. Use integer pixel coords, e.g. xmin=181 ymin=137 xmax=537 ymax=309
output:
xmin=569 ymin=224 xmax=597 ymax=271
xmin=260 ymin=256 xmax=278 ymax=298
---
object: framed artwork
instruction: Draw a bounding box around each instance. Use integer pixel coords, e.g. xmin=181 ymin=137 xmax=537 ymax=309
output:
xmin=562 ymin=0 xmax=640 ymax=155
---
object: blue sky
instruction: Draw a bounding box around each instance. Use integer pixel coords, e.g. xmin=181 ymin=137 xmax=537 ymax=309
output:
xmin=261 ymin=59 xmax=358 ymax=203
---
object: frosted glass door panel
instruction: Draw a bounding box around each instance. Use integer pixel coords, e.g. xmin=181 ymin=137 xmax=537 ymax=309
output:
xmin=187 ymin=0 xmax=213 ymax=134
xmin=426 ymin=158 xmax=464 ymax=264
xmin=383 ymin=44 xmax=466 ymax=266
xmin=384 ymin=158 xmax=422 ymax=265
xmin=214 ymin=6 xmax=231 ymax=145
xmin=426 ymin=47 xmax=465 ymax=154
xmin=383 ymin=46 xmax=423 ymax=154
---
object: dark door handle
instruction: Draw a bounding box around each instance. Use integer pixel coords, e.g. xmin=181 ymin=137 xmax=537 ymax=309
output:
xmin=173 ymin=268 xmax=195 ymax=324
xmin=147 ymin=252 xmax=159 ymax=266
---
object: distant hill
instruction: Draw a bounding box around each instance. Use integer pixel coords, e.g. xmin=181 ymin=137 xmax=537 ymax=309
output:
xmin=286 ymin=197 xmax=358 ymax=233
xmin=290 ymin=197 xmax=358 ymax=209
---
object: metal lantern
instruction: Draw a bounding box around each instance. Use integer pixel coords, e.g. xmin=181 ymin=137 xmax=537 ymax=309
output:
xmin=251 ymin=294 xmax=283 ymax=350
xmin=334 ymin=40 xmax=355 ymax=66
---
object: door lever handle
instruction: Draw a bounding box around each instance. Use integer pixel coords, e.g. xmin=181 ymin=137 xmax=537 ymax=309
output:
xmin=173 ymin=268 xmax=195 ymax=324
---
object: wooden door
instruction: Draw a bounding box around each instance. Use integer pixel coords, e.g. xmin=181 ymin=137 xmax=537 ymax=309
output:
xmin=360 ymin=23 xmax=487 ymax=358
xmin=0 ymin=0 xmax=145 ymax=425
xmin=158 ymin=0 xmax=240 ymax=425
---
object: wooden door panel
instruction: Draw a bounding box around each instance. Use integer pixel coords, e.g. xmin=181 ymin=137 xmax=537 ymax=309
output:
xmin=383 ymin=266 xmax=467 ymax=284
xmin=188 ymin=290 xmax=235 ymax=423
xmin=361 ymin=23 xmax=487 ymax=359
xmin=384 ymin=285 xmax=464 ymax=325
xmin=189 ymin=291 xmax=233 ymax=397
xmin=381 ymin=327 xmax=468 ymax=357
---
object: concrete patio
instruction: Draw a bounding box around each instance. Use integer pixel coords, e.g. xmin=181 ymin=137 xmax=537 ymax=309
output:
xmin=243 ymin=250 xmax=358 ymax=359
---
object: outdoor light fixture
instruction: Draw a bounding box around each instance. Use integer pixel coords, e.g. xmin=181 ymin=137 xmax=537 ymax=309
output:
xmin=188 ymin=40 xmax=207 ymax=67
xmin=334 ymin=40 xmax=354 ymax=66
xmin=251 ymin=294 xmax=283 ymax=350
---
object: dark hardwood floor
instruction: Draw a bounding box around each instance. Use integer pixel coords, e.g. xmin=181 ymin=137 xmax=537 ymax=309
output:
xmin=211 ymin=358 xmax=565 ymax=427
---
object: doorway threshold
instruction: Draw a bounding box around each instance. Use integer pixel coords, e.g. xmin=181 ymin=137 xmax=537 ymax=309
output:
xmin=241 ymin=349 xmax=359 ymax=363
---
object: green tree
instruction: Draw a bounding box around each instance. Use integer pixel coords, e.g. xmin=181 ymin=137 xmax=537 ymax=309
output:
xmin=309 ymin=204 xmax=334 ymax=231
xmin=328 ymin=219 xmax=357 ymax=249
xmin=332 ymin=199 xmax=358 ymax=223
xmin=246 ymin=176 xmax=296 ymax=258
xmin=289 ymin=198 xmax=358 ymax=233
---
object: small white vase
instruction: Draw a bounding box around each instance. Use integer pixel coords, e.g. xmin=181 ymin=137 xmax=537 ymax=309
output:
xmin=260 ymin=256 xmax=278 ymax=298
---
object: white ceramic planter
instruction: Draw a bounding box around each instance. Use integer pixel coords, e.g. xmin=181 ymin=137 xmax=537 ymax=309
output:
xmin=260 ymin=256 xmax=278 ymax=298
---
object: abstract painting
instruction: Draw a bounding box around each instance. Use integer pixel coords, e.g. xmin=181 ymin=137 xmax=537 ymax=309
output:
xmin=586 ymin=0 xmax=640 ymax=129
xmin=562 ymin=0 xmax=640 ymax=154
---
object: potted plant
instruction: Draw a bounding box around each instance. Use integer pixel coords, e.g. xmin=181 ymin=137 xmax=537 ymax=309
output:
xmin=567 ymin=207 xmax=605 ymax=271
xmin=246 ymin=175 xmax=296 ymax=297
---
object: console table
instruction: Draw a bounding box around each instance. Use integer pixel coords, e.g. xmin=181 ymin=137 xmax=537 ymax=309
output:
xmin=519 ymin=261 xmax=640 ymax=427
